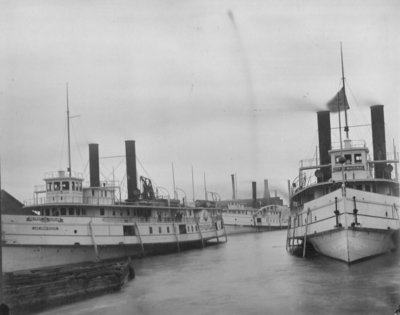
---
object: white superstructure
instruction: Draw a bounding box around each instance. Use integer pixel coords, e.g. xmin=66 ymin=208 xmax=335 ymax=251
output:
xmin=223 ymin=203 xmax=289 ymax=234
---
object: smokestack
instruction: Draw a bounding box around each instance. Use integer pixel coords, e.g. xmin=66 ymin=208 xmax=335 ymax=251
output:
xmin=89 ymin=143 xmax=100 ymax=187
xmin=263 ymin=179 xmax=270 ymax=200
xmin=371 ymin=105 xmax=387 ymax=179
xmin=125 ymin=140 xmax=138 ymax=201
xmin=317 ymin=111 xmax=332 ymax=182
xmin=231 ymin=174 xmax=236 ymax=200
xmin=252 ymin=181 xmax=257 ymax=208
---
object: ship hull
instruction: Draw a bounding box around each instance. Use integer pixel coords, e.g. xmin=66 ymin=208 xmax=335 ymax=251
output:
xmin=308 ymin=227 xmax=397 ymax=263
xmin=287 ymin=188 xmax=400 ymax=263
xmin=2 ymin=214 xmax=226 ymax=272
xmin=224 ymin=224 xmax=284 ymax=235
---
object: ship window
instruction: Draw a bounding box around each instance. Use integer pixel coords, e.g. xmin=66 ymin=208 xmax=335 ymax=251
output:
xmin=76 ymin=209 xmax=81 ymax=216
xmin=61 ymin=208 xmax=67 ymax=216
xmin=54 ymin=182 xmax=61 ymax=191
xmin=335 ymin=156 xmax=342 ymax=164
xmin=100 ymin=208 xmax=105 ymax=216
xmin=344 ymin=154 xmax=352 ymax=164
xmin=356 ymin=185 xmax=362 ymax=191
xmin=69 ymin=208 xmax=74 ymax=215
xmin=355 ymin=154 xmax=362 ymax=163
xmin=47 ymin=182 xmax=52 ymax=191
xmin=126 ymin=210 xmax=130 ymax=216
xmin=62 ymin=181 xmax=69 ymax=191
xmin=105 ymin=191 xmax=107 ymax=197
xmin=149 ymin=226 xmax=153 ymax=234
xmin=72 ymin=182 xmax=75 ymax=190
xmin=45 ymin=209 xmax=50 ymax=216
xmin=120 ymin=211 xmax=123 ymax=216
xmin=81 ymin=209 xmax=86 ymax=215
xmin=167 ymin=226 xmax=170 ymax=233
xmin=365 ymin=185 xmax=371 ymax=192
xmin=123 ymin=225 xmax=136 ymax=236
xmin=159 ymin=227 xmax=162 ymax=233
xmin=92 ymin=189 xmax=95 ymax=197
xmin=112 ymin=211 xmax=116 ymax=216
xmin=179 ymin=224 xmax=187 ymax=234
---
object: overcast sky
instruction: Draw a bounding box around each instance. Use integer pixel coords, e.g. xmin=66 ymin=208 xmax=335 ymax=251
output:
xmin=1 ymin=0 xmax=399 ymax=204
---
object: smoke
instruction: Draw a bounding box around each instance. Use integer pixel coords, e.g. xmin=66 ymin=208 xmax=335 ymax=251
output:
xmin=226 ymin=9 xmax=255 ymax=109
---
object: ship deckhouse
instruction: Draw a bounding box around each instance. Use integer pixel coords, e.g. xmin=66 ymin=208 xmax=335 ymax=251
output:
xmin=43 ymin=171 xmax=84 ymax=204
xmin=330 ymin=139 xmax=371 ymax=181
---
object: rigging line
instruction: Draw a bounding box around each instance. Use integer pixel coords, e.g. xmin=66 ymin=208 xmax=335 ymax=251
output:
xmin=70 ymin=120 xmax=86 ymax=174
xmin=100 ymin=155 xmax=125 ymax=159
xmin=136 ymin=156 xmax=152 ymax=179
xmin=345 ymin=82 xmax=370 ymax=126
xmin=82 ymin=160 xmax=89 ymax=184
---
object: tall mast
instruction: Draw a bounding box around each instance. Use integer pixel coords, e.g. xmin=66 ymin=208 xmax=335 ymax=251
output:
xmin=66 ymin=83 xmax=72 ymax=177
xmin=340 ymin=43 xmax=349 ymax=139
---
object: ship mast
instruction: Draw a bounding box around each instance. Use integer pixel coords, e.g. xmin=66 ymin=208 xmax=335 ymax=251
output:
xmin=340 ymin=43 xmax=349 ymax=139
xmin=66 ymin=83 xmax=72 ymax=177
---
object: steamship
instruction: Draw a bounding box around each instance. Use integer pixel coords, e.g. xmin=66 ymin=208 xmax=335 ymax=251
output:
xmin=223 ymin=204 xmax=289 ymax=234
xmin=1 ymin=107 xmax=226 ymax=273
xmin=222 ymin=179 xmax=289 ymax=234
xmin=286 ymin=60 xmax=399 ymax=262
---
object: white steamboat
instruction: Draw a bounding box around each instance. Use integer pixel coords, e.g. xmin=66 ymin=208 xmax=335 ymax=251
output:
xmin=223 ymin=203 xmax=289 ymax=234
xmin=1 ymin=100 xmax=226 ymax=273
xmin=286 ymin=54 xmax=399 ymax=263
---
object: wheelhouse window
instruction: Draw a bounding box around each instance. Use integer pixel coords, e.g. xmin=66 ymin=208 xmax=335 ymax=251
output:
xmin=344 ymin=154 xmax=352 ymax=164
xmin=60 ymin=208 xmax=66 ymax=215
xmin=159 ymin=227 xmax=162 ymax=233
xmin=72 ymin=182 xmax=75 ymax=190
xmin=47 ymin=182 xmax=52 ymax=191
xmin=81 ymin=209 xmax=86 ymax=215
xmin=149 ymin=227 xmax=153 ymax=234
xmin=54 ymin=182 xmax=61 ymax=191
xmin=68 ymin=208 xmax=74 ymax=215
xmin=100 ymin=208 xmax=105 ymax=216
xmin=62 ymin=181 xmax=69 ymax=191
xmin=355 ymin=154 xmax=362 ymax=163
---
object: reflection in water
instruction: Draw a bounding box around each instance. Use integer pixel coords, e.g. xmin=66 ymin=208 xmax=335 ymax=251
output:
xmin=38 ymin=231 xmax=400 ymax=315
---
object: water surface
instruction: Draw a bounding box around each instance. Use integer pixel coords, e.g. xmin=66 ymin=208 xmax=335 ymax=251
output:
xmin=38 ymin=230 xmax=400 ymax=315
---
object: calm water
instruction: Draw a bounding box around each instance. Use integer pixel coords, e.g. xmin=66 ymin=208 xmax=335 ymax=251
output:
xmin=38 ymin=230 xmax=400 ymax=315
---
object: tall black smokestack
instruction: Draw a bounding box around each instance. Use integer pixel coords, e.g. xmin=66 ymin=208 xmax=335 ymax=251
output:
xmin=252 ymin=181 xmax=257 ymax=208
xmin=89 ymin=143 xmax=100 ymax=187
xmin=125 ymin=140 xmax=138 ymax=201
xmin=371 ymin=105 xmax=387 ymax=179
xmin=317 ymin=111 xmax=332 ymax=182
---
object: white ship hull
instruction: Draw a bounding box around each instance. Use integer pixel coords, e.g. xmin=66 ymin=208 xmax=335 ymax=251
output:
xmin=222 ymin=205 xmax=289 ymax=235
xmin=308 ymin=227 xmax=396 ymax=262
xmin=287 ymin=188 xmax=399 ymax=263
xmin=2 ymin=214 xmax=226 ymax=272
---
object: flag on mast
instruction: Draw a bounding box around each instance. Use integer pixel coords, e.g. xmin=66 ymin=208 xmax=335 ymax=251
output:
xmin=326 ymin=87 xmax=349 ymax=112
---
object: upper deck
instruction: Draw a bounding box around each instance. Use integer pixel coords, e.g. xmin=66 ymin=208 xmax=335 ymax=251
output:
xmin=291 ymin=138 xmax=399 ymax=201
